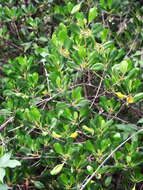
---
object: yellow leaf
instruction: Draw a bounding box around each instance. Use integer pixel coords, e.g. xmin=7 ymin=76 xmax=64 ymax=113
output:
xmin=42 ymin=90 xmax=49 ymax=96
xmin=70 ymin=132 xmax=78 ymax=138
xmin=52 ymin=131 xmax=62 ymax=138
xmin=126 ymin=96 xmax=134 ymax=104
xmin=115 ymin=92 xmax=127 ymax=99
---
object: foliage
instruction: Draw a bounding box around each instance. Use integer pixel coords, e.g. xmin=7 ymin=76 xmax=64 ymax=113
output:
xmin=0 ymin=153 xmax=21 ymax=190
xmin=0 ymin=0 xmax=143 ymax=189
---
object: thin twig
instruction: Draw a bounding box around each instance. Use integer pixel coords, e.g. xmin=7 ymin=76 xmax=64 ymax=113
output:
xmin=42 ymin=61 xmax=51 ymax=94
xmin=126 ymin=34 xmax=139 ymax=57
xmin=101 ymin=112 xmax=129 ymax=124
xmin=14 ymin=155 xmax=57 ymax=160
xmin=90 ymin=75 xmax=104 ymax=109
xmin=0 ymin=116 xmax=14 ymax=132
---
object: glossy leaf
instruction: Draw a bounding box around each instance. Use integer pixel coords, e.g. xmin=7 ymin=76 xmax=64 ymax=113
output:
xmin=88 ymin=7 xmax=98 ymax=23
xmin=50 ymin=163 xmax=64 ymax=175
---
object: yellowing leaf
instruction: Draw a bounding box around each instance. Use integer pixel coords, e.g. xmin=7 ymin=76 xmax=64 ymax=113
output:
xmin=126 ymin=96 xmax=134 ymax=104
xmin=42 ymin=90 xmax=49 ymax=96
xmin=82 ymin=125 xmax=94 ymax=135
xmin=52 ymin=131 xmax=62 ymax=138
xmin=70 ymin=132 xmax=78 ymax=138
xmin=115 ymin=92 xmax=127 ymax=99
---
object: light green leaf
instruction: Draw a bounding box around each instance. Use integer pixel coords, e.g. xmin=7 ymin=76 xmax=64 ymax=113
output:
xmin=115 ymin=124 xmax=137 ymax=132
xmin=0 ymin=109 xmax=12 ymax=115
xmin=138 ymin=118 xmax=143 ymax=124
xmin=0 ymin=168 xmax=5 ymax=183
xmin=85 ymin=140 xmax=95 ymax=152
xmin=3 ymin=160 xmax=21 ymax=168
xmin=100 ymin=0 xmax=106 ymax=8
xmin=88 ymin=7 xmax=98 ymax=23
xmin=39 ymin=36 xmax=47 ymax=42
xmin=105 ymin=176 xmax=112 ymax=187
xmin=87 ymin=165 xmax=94 ymax=174
xmin=133 ymin=93 xmax=143 ymax=102
xmin=91 ymin=63 xmax=104 ymax=71
xmin=72 ymin=87 xmax=82 ymax=100
xmin=126 ymin=68 xmax=139 ymax=80
xmin=0 ymin=153 xmax=11 ymax=167
xmin=120 ymin=60 xmax=128 ymax=73
xmin=71 ymin=3 xmax=81 ymax=14
xmin=107 ymin=0 xmax=113 ymax=9
xmin=78 ymin=46 xmax=86 ymax=58
xmin=32 ymin=180 xmax=45 ymax=189
xmin=113 ymin=133 xmax=121 ymax=139
xmin=32 ymin=73 xmax=39 ymax=84
xmin=50 ymin=163 xmax=64 ymax=175
xmin=0 ymin=184 xmax=9 ymax=190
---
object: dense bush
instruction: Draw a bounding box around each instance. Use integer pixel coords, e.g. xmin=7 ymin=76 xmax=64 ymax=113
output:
xmin=0 ymin=0 xmax=143 ymax=189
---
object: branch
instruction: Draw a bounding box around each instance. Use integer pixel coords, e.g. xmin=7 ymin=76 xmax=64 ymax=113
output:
xmin=0 ymin=116 xmax=14 ymax=132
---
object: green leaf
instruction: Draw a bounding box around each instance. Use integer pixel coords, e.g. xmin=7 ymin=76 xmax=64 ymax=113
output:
xmin=29 ymin=107 xmax=41 ymax=121
xmin=107 ymin=0 xmax=113 ymax=9
xmin=58 ymin=30 xmax=68 ymax=43
xmin=85 ymin=140 xmax=95 ymax=152
xmin=0 ymin=168 xmax=5 ymax=183
xmin=53 ymin=143 xmax=63 ymax=154
xmin=78 ymin=46 xmax=86 ymax=58
xmin=120 ymin=60 xmax=128 ymax=73
xmin=87 ymin=165 xmax=94 ymax=174
xmin=91 ymin=63 xmax=104 ymax=71
xmin=115 ymin=124 xmax=137 ymax=132
xmin=72 ymin=87 xmax=82 ymax=100
xmin=113 ymin=133 xmax=121 ymax=140
xmin=133 ymin=93 xmax=143 ymax=102
xmin=32 ymin=72 xmax=39 ymax=84
xmin=101 ymin=139 xmax=111 ymax=152
xmin=138 ymin=118 xmax=143 ymax=124
xmin=32 ymin=181 xmax=45 ymax=189
xmin=50 ymin=163 xmax=64 ymax=175
xmin=126 ymin=68 xmax=139 ymax=80
xmin=101 ymin=29 xmax=109 ymax=41
xmin=88 ymin=7 xmax=98 ymax=23
xmin=71 ymin=3 xmax=81 ymax=14
xmin=60 ymin=174 xmax=68 ymax=184
xmin=100 ymin=0 xmax=106 ymax=9
xmin=105 ymin=176 xmax=112 ymax=186
xmin=39 ymin=36 xmax=47 ymax=42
